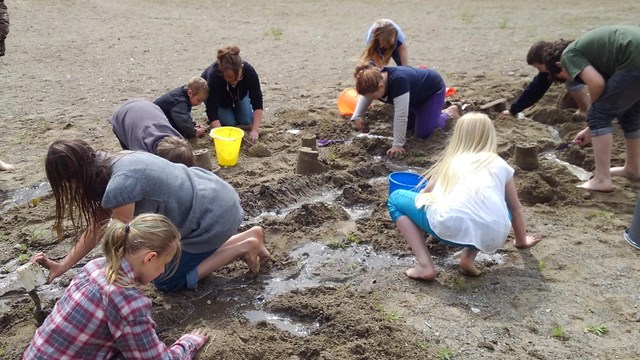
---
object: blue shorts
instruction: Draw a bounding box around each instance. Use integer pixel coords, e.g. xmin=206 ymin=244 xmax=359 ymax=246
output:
xmin=387 ymin=190 xmax=477 ymax=249
xmin=153 ymin=249 xmax=216 ymax=292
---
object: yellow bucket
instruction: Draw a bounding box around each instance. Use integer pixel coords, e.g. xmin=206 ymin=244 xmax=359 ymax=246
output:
xmin=210 ymin=127 xmax=244 ymax=166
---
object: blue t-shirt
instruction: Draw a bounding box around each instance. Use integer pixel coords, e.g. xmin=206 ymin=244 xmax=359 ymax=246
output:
xmin=365 ymin=19 xmax=406 ymax=66
xmin=101 ymin=152 xmax=243 ymax=253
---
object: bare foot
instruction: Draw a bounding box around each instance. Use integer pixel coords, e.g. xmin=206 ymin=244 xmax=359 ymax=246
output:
xmin=251 ymin=226 xmax=271 ymax=265
xmin=0 ymin=160 xmax=15 ymax=171
xmin=459 ymin=259 xmax=481 ymax=276
xmin=578 ymin=178 xmax=613 ymax=192
xmin=514 ymin=235 xmax=541 ymax=249
xmin=610 ymin=166 xmax=640 ymax=180
xmin=404 ymin=265 xmax=436 ymax=281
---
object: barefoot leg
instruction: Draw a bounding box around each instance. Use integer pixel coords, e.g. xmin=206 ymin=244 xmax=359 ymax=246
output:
xmin=579 ymin=134 xmax=613 ymax=192
xmin=195 ymin=238 xmax=261 ymax=280
xmin=396 ymin=216 xmax=436 ymax=280
xmin=459 ymin=248 xmax=481 ymax=276
xmin=611 ymin=137 xmax=640 ymax=179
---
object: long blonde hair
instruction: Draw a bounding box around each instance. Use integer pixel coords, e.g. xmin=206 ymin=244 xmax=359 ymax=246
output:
xmin=416 ymin=112 xmax=498 ymax=206
xmin=360 ymin=20 xmax=398 ymax=66
xmin=102 ymin=213 xmax=181 ymax=287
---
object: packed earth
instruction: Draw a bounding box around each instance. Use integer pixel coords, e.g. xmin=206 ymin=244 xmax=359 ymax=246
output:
xmin=1 ymin=1 xmax=640 ymax=359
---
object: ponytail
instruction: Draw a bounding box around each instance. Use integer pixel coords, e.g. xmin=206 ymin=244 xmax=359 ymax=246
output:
xmin=354 ymin=62 xmax=383 ymax=95
xmin=101 ymin=214 xmax=181 ymax=286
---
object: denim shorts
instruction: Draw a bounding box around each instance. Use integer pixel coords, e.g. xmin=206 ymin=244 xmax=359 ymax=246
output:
xmin=387 ymin=190 xmax=476 ymax=249
xmin=588 ymin=67 xmax=640 ymax=138
xmin=153 ymin=249 xmax=216 ymax=292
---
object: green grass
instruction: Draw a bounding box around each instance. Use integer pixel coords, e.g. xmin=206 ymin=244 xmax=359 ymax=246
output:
xmin=327 ymin=239 xmax=347 ymax=250
xmin=498 ymin=19 xmax=508 ymax=29
xmin=373 ymin=303 xmax=400 ymax=323
xmin=551 ymin=325 xmax=567 ymax=339
xmin=585 ymin=324 xmax=608 ymax=336
xmin=417 ymin=340 xmax=429 ymax=352
xmin=265 ymin=26 xmax=283 ymax=40
xmin=436 ymin=346 xmax=453 ymax=360
xmin=346 ymin=233 xmax=361 ymax=244
xmin=452 ymin=277 xmax=468 ymax=292
xmin=536 ymin=259 xmax=546 ymax=272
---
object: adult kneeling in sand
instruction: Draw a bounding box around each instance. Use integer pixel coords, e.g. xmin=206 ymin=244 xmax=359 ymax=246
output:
xmin=33 ymin=140 xmax=270 ymax=291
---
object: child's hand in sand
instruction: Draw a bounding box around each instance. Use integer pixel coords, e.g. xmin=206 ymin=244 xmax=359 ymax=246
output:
xmin=514 ymin=235 xmax=541 ymax=249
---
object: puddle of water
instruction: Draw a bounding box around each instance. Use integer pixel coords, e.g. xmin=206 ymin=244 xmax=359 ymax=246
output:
xmin=342 ymin=204 xmax=374 ymax=220
xmin=548 ymin=126 xmax=561 ymax=141
xmin=286 ymin=129 xmax=302 ymax=135
xmin=355 ymin=133 xmax=394 ymax=141
xmin=244 ymin=310 xmax=319 ymax=336
xmin=263 ymin=242 xmax=413 ymax=300
xmin=244 ymin=188 xmax=376 ymax=225
xmin=543 ymin=153 xmax=592 ymax=181
xmin=1 ymin=182 xmax=51 ymax=213
xmin=243 ymin=189 xmax=342 ymax=225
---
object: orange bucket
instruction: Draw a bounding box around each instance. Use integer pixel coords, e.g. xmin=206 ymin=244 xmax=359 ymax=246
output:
xmin=337 ymin=87 xmax=361 ymax=117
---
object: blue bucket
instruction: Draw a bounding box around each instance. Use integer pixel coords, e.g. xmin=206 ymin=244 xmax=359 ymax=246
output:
xmin=388 ymin=172 xmax=427 ymax=195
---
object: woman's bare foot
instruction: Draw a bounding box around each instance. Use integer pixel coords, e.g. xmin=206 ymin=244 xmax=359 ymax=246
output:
xmin=0 ymin=160 xmax=15 ymax=171
xmin=578 ymin=177 xmax=613 ymax=192
xmin=404 ymin=265 xmax=436 ymax=281
xmin=514 ymin=235 xmax=541 ymax=249
xmin=611 ymin=166 xmax=640 ymax=180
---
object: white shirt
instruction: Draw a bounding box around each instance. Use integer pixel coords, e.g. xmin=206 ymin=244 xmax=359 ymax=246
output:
xmin=425 ymin=155 xmax=514 ymax=253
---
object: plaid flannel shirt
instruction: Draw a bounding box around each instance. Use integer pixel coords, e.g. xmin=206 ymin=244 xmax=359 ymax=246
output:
xmin=24 ymin=258 xmax=206 ymax=359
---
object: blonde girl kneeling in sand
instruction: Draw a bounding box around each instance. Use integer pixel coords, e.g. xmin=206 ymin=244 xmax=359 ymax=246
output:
xmin=387 ymin=112 xmax=540 ymax=280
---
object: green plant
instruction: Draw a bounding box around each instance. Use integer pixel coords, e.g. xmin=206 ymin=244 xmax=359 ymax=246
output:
xmin=346 ymin=233 xmax=361 ymax=244
xmin=326 ymin=152 xmax=338 ymax=161
xmin=327 ymin=239 xmax=347 ymax=250
xmin=417 ymin=340 xmax=429 ymax=352
xmin=585 ymin=324 xmax=608 ymax=336
xmin=373 ymin=303 xmax=400 ymax=323
xmin=551 ymin=325 xmax=566 ymax=338
xmin=460 ymin=10 xmax=475 ymax=24
xmin=29 ymin=197 xmax=41 ymax=207
xmin=436 ymin=346 xmax=453 ymax=360
xmin=346 ymin=262 xmax=360 ymax=271
xmin=18 ymin=253 xmax=30 ymax=264
xmin=452 ymin=277 xmax=468 ymax=292
xmin=498 ymin=19 xmax=508 ymax=29
xmin=266 ymin=26 xmax=283 ymax=40
xmin=30 ymin=229 xmax=45 ymax=243
xmin=536 ymin=259 xmax=546 ymax=272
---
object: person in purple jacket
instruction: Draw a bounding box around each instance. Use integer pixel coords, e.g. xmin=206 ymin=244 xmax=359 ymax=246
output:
xmin=351 ymin=63 xmax=460 ymax=156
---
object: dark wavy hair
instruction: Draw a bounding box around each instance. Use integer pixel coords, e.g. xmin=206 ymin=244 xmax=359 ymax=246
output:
xmin=544 ymin=39 xmax=573 ymax=82
xmin=45 ymin=139 xmax=112 ymax=240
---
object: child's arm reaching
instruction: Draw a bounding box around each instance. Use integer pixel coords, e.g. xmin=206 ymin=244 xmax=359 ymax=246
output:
xmin=32 ymin=204 xmax=135 ymax=283
xmin=117 ymin=321 xmax=208 ymax=360
xmin=505 ymin=179 xmax=540 ymax=249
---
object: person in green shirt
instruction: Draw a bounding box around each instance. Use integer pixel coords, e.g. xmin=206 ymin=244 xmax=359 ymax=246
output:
xmin=545 ymin=25 xmax=640 ymax=192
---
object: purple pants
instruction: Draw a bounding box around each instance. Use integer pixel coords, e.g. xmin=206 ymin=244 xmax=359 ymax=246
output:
xmin=408 ymin=86 xmax=447 ymax=139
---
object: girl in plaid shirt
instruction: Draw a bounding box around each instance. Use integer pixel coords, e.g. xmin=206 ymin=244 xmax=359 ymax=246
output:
xmin=24 ymin=213 xmax=208 ymax=359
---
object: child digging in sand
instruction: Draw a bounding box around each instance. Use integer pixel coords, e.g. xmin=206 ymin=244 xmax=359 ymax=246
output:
xmin=387 ymin=112 xmax=540 ymax=280
xmin=33 ymin=139 xmax=270 ymax=291
xmin=25 ymin=214 xmax=209 ymax=359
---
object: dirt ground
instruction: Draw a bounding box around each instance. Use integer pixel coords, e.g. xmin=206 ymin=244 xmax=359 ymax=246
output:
xmin=1 ymin=1 xmax=640 ymax=359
